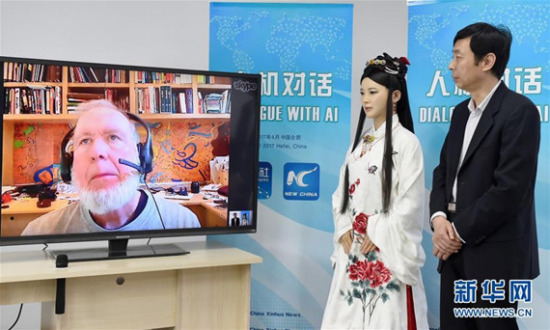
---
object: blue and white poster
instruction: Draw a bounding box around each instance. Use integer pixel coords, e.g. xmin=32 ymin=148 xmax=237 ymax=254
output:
xmin=209 ymin=3 xmax=353 ymax=329
xmin=408 ymin=1 xmax=550 ymax=328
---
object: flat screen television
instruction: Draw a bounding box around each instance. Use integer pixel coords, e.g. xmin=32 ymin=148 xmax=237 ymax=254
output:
xmin=0 ymin=56 xmax=260 ymax=261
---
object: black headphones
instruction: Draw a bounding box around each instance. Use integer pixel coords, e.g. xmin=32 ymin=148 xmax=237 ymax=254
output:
xmin=59 ymin=112 xmax=153 ymax=183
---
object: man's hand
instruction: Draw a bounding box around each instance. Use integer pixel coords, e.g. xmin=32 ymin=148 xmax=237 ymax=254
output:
xmin=432 ymin=216 xmax=463 ymax=260
xmin=339 ymin=230 xmax=353 ymax=254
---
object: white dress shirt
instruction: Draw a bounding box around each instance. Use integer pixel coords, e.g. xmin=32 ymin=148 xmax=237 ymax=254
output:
xmin=431 ymin=81 xmax=502 ymax=241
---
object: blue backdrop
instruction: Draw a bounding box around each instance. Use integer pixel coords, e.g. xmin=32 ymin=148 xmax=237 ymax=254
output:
xmin=208 ymin=1 xmax=548 ymax=329
xmin=408 ymin=1 xmax=550 ymax=328
xmin=209 ymin=3 xmax=353 ymax=329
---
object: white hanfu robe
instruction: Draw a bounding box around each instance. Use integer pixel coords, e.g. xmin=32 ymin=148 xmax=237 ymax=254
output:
xmin=322 ymin=115 xmax=429 ymax=329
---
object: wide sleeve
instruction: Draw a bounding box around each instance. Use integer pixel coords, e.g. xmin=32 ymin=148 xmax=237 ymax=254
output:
xmin=330 ymin=148 xmax=353 ymax=267
xmin=367 ymin=135 xmax=426 ymax=285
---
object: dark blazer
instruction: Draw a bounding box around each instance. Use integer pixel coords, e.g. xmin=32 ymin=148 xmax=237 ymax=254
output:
xmin=430 ymin=83 xmax=540 ymax=281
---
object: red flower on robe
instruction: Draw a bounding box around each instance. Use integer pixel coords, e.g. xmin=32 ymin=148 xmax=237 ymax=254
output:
xmin=353 ymin=213 xmax=369 ymax=235
xmin=367 ymin=260 xmax=392 ymax=288
xmin=348 ymin=260 xmax=370 ymax=282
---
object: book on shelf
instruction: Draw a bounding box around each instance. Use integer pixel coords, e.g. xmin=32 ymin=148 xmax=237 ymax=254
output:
xmin=67 ymin=91 xmax=104 ymax=100
xmin=4 ymin=62 xmax=13 ymax=81
xmin=134 ymin=71 xmax=193 ymax=84
xmin=136 ymin=87 xmax=159 ymax=114
xmin=3 ymin=62 xmax=61 ymax=82
xmin=69 ymin=67 xmax=75 ymax=83
xmin=54 ymin=86 xmax=61 ymax=114
xmin=149 ymin=86 xmax=158 ymax=113
xmin=197 ymin=91 xmax=203 ymax=114
xmin=105 ymin=69 xmax=127 ymax=83
xmin=136 ymin=71 xmax=143 ymax=84
xmin=135 ymin=88 xmax=148 ymax=114
xmin=142 ymin=88 xmax=150 ymax=114
xmin=21 ymin=89 xmax=30 ymax=113
xmin=71 ymin=67 xmax=103 ymax=83
xmin=196 ymin=75 xmax=207 ymax=84
xmin=177 ymin=92 xmax=187 ymax=114
xmin=4 ymin=86 xmax=62 ymax=115
xmin=2 ymin=63 xmax=233 ymax=116
xmin=208 ymin=76 xmax=232 ymax=85
xmin=222 ymin=89 xmax=231 ymax=113
xmin=66 ymin=91 xmax=104 ymax=111
xmin=185 ymin=89 xmax=194 ymax=114
xmin=3 ymin=89 xmax=10 ymax=114
xmin=70 ymin=67 xmax=88 ymax=83
xmin=46 ymin=65 xmax=62 ymax=82
xmin=79 ymin=67 xmax=90 ymax=82
xmin=171 ymin=90 xmax=182 ymax=114
xmin=14 ymin=88 xmax=21 ymax=114
xmin=204 ymin=93 xmax=222 ymax=113
xmin=22 ymin=63 xmax=33 ymax=82
xmin=159 ymin=85 xmax=172 ymax=113
xmin=172 ymin=91 xmax=178 ymax=114
xmin=66 ymin=89 xmax=127 ymax=112
xmin=87 ymin=67 xmax=100 ymax=82
xmin=105 ymin=89 xmax=129 ymax=111
xmin=175 ymin=73 xmax=193 ymax=84
xmin=203 ymin=90 xmax=231 ymax=113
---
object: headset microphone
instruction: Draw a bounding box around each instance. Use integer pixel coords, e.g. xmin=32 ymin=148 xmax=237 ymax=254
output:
xmin=60 ymin=110 xmax=153 ymax=183
xmin=119 ymin=158 xmax=143 ymax=173
xmin=59 ymin=108 xmax=164 ymax=229
xmin=119 ymin=158 xmax=166 ymax=230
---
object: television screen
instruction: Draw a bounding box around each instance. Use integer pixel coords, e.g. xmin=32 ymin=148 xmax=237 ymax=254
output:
xmin=0 ymin=56 xmax=260 ymax=260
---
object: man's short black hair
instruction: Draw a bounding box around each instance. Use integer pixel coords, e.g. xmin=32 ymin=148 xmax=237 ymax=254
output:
xmin=454 ymin=22 xmax=512 ymax=78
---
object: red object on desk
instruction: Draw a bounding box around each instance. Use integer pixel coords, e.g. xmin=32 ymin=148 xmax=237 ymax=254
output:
xmin=217 ymin=185 xmax=228 ymax=197
xmin=37 ymin=199 xmax=52 ymax=208
xmin=2 ymin=192 xmax=12 ymax=204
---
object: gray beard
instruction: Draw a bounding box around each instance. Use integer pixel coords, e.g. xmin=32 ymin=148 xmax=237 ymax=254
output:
xmin=73 ymin=172 xmax=141 ymax=215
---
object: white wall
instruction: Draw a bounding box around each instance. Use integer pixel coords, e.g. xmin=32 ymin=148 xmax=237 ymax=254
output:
xmin=0 ymin=0 xmax=408 ymax=142
xmin=0 ymin=1 xmax=407 ymax=328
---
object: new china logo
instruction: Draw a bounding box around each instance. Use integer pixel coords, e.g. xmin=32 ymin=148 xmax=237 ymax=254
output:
xmin=283 ymin=163 xmax=320 ymax=200
xmin=258 ymin=161 xmax=272 ymax=199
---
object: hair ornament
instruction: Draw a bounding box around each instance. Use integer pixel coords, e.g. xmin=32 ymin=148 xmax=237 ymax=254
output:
xmin=367 ymin=58 xmax=386 ymax=66
xmin=365 ymin=52 xmax=409 ymax=77
xmin=399 ymin=57 xmax=411 ymax=66
xmin=383 ymin=66 xmax=399 ymax=75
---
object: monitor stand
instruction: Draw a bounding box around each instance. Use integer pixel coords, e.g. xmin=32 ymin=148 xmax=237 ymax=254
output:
xmin=49 ymin=238 xmax=189 ymax=262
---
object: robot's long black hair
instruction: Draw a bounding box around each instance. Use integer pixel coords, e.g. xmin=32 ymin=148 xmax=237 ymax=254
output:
xmin=340 ymin=53 xmax=413 ymax=214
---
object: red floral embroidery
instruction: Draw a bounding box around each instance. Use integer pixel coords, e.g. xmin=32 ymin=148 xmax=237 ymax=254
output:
xmin=367 ymin=260 xmax=392 ymax=288
xmin=342 ymin=233 xmax=397 ymax=322
xmin=348 ymin=259 xmax=392 ymax=289
xmin=349 ymin=183 xmax=356 ymax=195
xmin=349 ymin=178 xmax=361 ymax=196
xmin=348 ymin=260 xmax=370 ymax=281
xmin=353 ymin=213 xmax=369 ymax=235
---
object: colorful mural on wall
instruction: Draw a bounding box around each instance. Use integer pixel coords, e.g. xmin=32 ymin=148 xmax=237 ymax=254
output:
xmin=11 ymin=118 xmax=228 ymax=185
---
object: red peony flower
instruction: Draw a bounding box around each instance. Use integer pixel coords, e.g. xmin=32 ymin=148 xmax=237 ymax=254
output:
xmin=367 ymin=260 xmax=392 ymax=288
xmin=349 ymin=183 xmax=356 ymax=195
xmin=353 ymin=213 xmax=369 ymax=235
xmin=348 ymin=260 xmax=370 ymax=282
xmin=356 ymin=178 xmax=360 ymax=185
